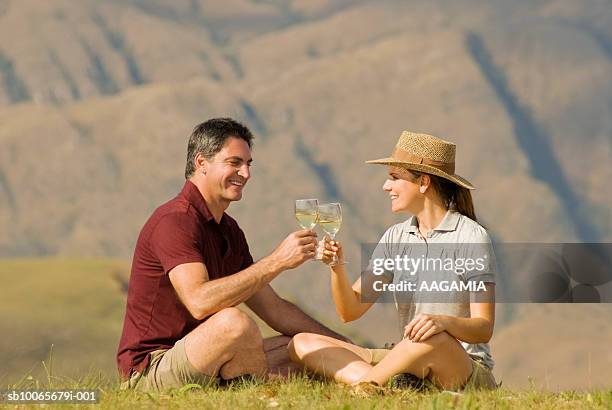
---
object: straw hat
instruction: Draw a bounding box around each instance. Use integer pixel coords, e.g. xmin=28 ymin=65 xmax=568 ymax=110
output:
xmin=365 ymin=131 xmax=475 ymax=190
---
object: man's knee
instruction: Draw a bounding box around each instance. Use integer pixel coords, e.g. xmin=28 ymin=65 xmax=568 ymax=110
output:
xmin=212 ymin=307 xmax=261 ymax=342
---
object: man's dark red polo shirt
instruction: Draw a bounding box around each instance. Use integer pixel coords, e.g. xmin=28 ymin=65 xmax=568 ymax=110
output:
xmin=117 ymin=181 xmax=253 ymax=379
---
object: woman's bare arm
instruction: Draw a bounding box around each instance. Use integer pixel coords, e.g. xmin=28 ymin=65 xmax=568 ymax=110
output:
xmin=404 ymin=285 xmax=496 ymax=344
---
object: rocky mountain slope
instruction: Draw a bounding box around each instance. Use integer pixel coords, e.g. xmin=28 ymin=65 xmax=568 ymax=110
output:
xmin=0 ymin=0 xmax=610 ymax=390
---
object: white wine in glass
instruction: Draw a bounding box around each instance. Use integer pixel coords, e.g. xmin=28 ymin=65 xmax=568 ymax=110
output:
xmin=318 ymin=202 xmax=342 ymax=265
xmin=295 ymin=199 xmax=319 ymax=230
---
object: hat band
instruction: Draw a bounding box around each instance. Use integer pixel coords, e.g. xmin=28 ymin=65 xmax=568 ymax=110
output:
xmin=391 ymin=147 xmax=455 ymax=175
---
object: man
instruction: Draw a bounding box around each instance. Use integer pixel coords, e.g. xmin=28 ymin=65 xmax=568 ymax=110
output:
xmin=117 ymin=118 xmax=346 ymax=391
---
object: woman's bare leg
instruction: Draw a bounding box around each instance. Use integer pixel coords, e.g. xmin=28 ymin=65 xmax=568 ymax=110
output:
xmin=289 ymin=331 xmax=473 ymax=389
xmin=360 ymin=332 xmax=473 ymax=390
xmin=288 ymin=333 xmax=374 ymax=384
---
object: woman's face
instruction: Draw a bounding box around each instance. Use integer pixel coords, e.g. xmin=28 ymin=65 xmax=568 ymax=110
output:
xmin=382 ymin=166 xmax=423 ymax=213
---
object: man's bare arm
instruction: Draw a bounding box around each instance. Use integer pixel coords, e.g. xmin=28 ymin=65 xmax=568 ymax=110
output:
xmin=246 ymin=285 xmax=350 ymax=342
xmin=169 ymin=230 xmax=317 ymax=320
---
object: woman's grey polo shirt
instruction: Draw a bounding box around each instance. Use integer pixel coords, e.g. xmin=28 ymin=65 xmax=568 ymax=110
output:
xmin=365 ymin=210 xmax=497 ymax=369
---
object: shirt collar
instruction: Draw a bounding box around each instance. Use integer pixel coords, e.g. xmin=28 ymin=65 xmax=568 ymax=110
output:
xmin=406 ymin=209 xmax=461 ymax=234
xmin=179 ymin=180 xmax=228 ymax=225
xmin=406 ymin=216 xmax=419 ymax=233
xmin=434 ymin=209 xmax=461 ymax=232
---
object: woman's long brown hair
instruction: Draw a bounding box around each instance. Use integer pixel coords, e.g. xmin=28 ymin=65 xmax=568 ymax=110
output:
xmin=408 ymin=170 xmax=478 ymax=222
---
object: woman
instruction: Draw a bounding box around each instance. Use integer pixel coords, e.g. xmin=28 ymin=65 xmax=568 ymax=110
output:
xmin=288 ymin=131 xmax=497 ymax=391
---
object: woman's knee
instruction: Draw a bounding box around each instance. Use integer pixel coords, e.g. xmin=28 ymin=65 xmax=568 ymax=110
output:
xmin=393 ymin=331 xmax=459 ymax=362
xmin=422 ymin=331 xmax=456 ymax=347
xmin=404 ymin=331 xmax=457 ymax=350
xmin=288 ymin=333 xmax=324 ymax=362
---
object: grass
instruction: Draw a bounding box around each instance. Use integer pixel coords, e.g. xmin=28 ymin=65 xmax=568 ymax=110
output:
xmin=4 ymin=369 xmax=612 ymax=410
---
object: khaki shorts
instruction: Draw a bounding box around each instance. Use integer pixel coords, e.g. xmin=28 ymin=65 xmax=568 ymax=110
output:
xmin=463 ymin=357 xmax=497 ymax=390
xmin=367 ymin=347 xmax=497 ymax=390
xmin=120 ymin=337 xmax=217 ymax=391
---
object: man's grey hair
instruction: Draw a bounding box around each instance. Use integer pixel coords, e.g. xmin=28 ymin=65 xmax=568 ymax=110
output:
xmin=185 ymin=118 xmax=254 ymax=179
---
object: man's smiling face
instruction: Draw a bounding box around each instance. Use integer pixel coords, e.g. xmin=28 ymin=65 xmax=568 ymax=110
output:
xmin=204 ymin=137 xmax=252 ymax=203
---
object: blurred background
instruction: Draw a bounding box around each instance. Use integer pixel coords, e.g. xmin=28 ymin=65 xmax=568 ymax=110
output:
xmin=0 ymin=0 xmax=610 ymax=390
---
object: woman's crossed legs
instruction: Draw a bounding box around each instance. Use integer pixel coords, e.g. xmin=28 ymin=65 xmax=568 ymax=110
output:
xmin=288 ymin=331 xmax=472 ymax=390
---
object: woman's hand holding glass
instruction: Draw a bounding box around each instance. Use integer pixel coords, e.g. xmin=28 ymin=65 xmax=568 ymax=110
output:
xmin=318 ymin=202 xmax=342 ymax=266
xmin=295 ymin=200 xmax=345 ymax=264
xmin=321 ymin=237 xmax=345 ymax=266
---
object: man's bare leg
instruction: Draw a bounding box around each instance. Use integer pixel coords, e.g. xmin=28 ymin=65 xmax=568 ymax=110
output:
xmin=263 ymin=336 xmax=302 ymax=379
xmin=184 ymin=307 xmax=267 ymax=380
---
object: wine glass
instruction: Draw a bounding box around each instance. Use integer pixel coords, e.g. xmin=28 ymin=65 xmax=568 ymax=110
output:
xmin=295 ymin=199 xmax=319 ymax=230
xmin=318 ymin=202 xmax=342 ymax=266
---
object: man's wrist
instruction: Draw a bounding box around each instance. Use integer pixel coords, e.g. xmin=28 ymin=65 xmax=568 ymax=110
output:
xmin=258 ymin=254 xmax=283 ymax=279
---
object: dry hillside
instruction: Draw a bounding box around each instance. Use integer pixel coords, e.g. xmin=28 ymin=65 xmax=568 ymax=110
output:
xmin=0 ymin=0 xmax=610 ymax=261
